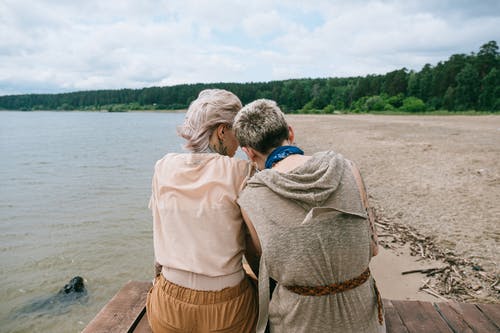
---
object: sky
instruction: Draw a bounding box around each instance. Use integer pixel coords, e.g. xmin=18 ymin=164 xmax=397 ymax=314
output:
xmin=1 ymin=0 xmax=499 ymax=96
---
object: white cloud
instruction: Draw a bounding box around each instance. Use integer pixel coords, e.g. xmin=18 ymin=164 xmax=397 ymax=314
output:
xmin=0 ymin=0 xmax=499 ymax=95
xmin=242 ymin=11 xmax=290 ymax=39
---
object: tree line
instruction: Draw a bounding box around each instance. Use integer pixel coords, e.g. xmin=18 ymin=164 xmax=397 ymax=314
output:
xmin=0 ymin=41 xmax=498 ymax=113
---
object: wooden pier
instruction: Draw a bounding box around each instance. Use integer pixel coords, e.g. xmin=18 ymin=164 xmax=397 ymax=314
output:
xmin=83 ymin=280 xmax=500 ymax=333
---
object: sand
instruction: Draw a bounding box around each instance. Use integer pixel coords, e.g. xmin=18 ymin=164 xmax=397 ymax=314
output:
xmin=286 ymin=114 xmax=500 ymax=304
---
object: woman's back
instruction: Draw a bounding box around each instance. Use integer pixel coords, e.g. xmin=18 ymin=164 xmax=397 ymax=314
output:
xmin=151 ymin=152 xmax=252 ymax=278
xmin=238 ymin=151 xmax=384 ymax=333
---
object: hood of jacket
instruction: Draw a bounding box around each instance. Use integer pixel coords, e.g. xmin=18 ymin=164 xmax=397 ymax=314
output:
xmin=246 ymin=151 xmax=347 ymax=210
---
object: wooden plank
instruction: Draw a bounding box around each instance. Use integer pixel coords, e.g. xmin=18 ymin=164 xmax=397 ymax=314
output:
xmin=434 ymin=302 xmax=473 ymax=333
xmin=83 ymin=280 xmax=500 ymax=333
xmin=445 ymin=302 xmax=500 ymax=333
xmin=475 ymin=303 xmax=500 ymax=329
xmin=82 ymin=281 xmax=152 ymax=333
xmin=390 ymin=300 xmax=452 ymax=333
xmin=382 ymin=299 xmax=409 ymax=333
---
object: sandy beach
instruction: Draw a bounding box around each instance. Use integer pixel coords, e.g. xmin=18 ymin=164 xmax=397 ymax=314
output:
xmin=286 ymin=114 xmax=500 ymax=304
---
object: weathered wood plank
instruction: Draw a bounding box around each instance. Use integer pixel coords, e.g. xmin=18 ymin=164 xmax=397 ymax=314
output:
xmin=82 ymin=281 xmax=152 ymax=333
xmin=434 ymin=302 xmax=473 ymax=332
xmin=84 ymin=280 xmax=500 ymax=333
xmin=475 ymin=303 xmax=500 ymax=329
xmin=446 ymin=302 xmax=499 ymax=333
xmin=382 ymin=299 xmax=409 ymax=333
xmin=390 ymin=300 xmax=452 ymax=333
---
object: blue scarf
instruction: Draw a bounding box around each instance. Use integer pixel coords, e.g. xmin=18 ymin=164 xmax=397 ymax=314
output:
xmin=264 ymin=145 xmax=304 ymax=169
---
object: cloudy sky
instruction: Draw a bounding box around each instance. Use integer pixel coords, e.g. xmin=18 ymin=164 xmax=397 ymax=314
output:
xmin=1 ymin=0 xmax=499 ymax=96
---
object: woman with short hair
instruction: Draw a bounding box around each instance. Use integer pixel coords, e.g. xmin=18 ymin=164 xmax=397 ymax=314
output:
xmin=233 ymin=99 xmax=385 ymax=333
xmin=146 ymin=89 xmax=258 ymax=333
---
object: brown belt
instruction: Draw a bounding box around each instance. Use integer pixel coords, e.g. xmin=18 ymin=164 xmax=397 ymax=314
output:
xmin=285 ymin=267 xmax=384 ymax=325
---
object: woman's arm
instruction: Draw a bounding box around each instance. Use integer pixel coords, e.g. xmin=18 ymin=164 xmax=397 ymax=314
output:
xmin=241 ymin=208 xmax=262 ymax=276
xmin=350 ymin=162 xmax=379 ymax=257
xmin=149 ymin=169 xmax=163 ymax=277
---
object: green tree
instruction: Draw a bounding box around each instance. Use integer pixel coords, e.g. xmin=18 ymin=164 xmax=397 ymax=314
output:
xmin=455 ymin=63 xmax=480 ymax=110
xmin=476 ymin=41 xmax=499 ymax=77
xmin=365 ymin=95 xmax=386 ymax=111
xmin=418 ymin=64 xmax=434 ymax=101
xmin=382 ymin=68 xmax=408 ymax=96
xmin=430 ymin=54 xmax=470 ymax=109
xmin=478 ymin=68 xmax=500 ymax=111
xmin=407 ymin=71 xmax=419 ymax=97
xmin=401 ymin=97 xmax=426 ymax=112
xmin=322 ymin=104 xmax=335 ymax=114
xmin=443 ymin=86 xmax=455 ymax=110
xmin=386 ymin=94 xmax=404 ymax=108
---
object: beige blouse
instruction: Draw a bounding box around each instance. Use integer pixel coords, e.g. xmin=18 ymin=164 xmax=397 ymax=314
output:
xmin=149 ymin=153 xmax=252 ymax=288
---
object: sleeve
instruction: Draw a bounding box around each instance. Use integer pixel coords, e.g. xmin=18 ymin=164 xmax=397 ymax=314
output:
xmin=349 ymin=161 xmax=379 ymax=257
xmin=148 ymin=162 xmax=160 ymax=211
xmin=149 ymin=165 xmax=162 ymax=277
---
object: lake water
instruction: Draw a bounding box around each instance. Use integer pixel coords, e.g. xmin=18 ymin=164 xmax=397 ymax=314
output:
xmin=0 ymin=111 xmax=190 ymax=332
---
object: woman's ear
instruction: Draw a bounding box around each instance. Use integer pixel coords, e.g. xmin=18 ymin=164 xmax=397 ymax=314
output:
xmin=288 ymin=125 xmax=295 ymax=144
xmin=241 ymin=147 xmax=255 ymax=161
xmin=216 ymin=124 xmax=225 ymax=140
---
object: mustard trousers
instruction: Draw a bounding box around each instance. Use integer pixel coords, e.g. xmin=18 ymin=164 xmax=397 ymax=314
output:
xmin=146 ymin=274 xmax=258 ymax=333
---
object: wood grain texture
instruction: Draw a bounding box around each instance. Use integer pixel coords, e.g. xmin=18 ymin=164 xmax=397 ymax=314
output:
xmin=83 ymin=280 xmax=500 ymax=333
xmin=82 ymin=281 xmax=151 ymax=333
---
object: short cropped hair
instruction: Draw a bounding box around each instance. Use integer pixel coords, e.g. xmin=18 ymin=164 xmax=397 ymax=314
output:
xmin=233 ymin=99 xmax=289 ymax=154
xmin=177 ymin=89 xmax=242 ymax=152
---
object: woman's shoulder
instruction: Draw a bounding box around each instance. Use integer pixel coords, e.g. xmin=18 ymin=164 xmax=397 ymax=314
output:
xmin=219 ymin=155 xmax=251 ymax=167
xmin=213 ymin=155 xmax=254 ymax=180
xmin=154 ymin=153 xmax=252 ymax=178
xmin=312 ymin=150 xmax=346 ymax=161
xmin=154 ymin=152 xmax=184 ymax=168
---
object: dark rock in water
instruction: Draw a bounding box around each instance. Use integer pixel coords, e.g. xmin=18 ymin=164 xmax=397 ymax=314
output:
xmin=14 ymin=276 xmax=88 ymax=318
xmin=62 ymin=276 xmax=86 ymax=294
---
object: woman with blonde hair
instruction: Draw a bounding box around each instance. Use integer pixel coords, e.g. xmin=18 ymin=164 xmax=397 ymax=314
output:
xmin=146 ymin=89 xmax=258 ymax=333
xmin=233 ymin=99 xmax=385 ymax=333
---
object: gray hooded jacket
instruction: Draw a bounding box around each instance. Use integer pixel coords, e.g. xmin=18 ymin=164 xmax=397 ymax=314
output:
xmin=238 ymin=151 xmax=385 ymax=333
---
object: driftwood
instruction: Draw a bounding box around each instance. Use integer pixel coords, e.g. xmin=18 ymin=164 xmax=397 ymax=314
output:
xmin=421 ymin=287 xmax=449 ymax=302
xmin=402 ymin=267 xmax=447 ymax=276
xmin=372 ymin=207 xmax=499 ymax=304
xmin=420 ymin=279 xmax=449 ymax=302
